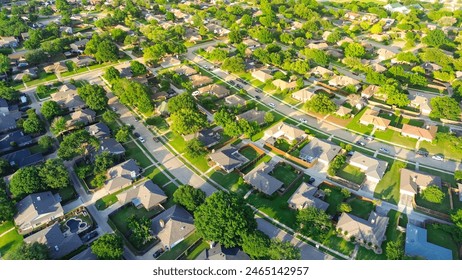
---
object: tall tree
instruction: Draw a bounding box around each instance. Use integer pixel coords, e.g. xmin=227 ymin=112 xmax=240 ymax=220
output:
xmin=296 ymin=206 xmax=333 ymax=239
xmin=77 ymin=84 xmax=108 ymax=110
xmin=167 ymin=93 xmax=197 ymax=114
xmin=304 ymin=94 xmax=336 ymax=114
xmin=241 ymin=230 xmax=270 ymax=259
xmin=7 ymin=242 xmax=49 ymax=260
xmin=41 ymin=101 xmax=62 ymax=120
xmin=9 ymin=166 xmax=42 ymax=198
xmin=170 ymin=109 xmax=207 ymax=135
xmin=91 ymin=233 xmax=124 ymax=260
xmin=0 ymin=82 xmax=19 ymax=101
xmin=173 ymin=185 xmax=206 ymax=212
xmin=0 ymin=53 xmax=10 ymax=74
xmin=0 ymin=180 xmax=14 ymax=222
xmin=39 ymin=159 xmax=70 ymax=190
xmin=430 ymin=96 xmax=461 ymax=120
xmin=267 ymin=240 xmax=301 ymax=260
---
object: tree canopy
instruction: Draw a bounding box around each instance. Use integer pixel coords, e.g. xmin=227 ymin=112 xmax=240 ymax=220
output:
xmin=6 ymin=242 xmax=49 ymax=260
xmin=305 ymin=94 xmax=336 ymax=114
xmin=57 ymin=130 xmax=99 ymax=160
xmin=421 ymin=185 xmax=445 ymax=204
xmin=77 ymin=84 xmax=108 ymax=111
xmin=297 ymin=206 xmax=333 ymax=239
xmin=22 ymin=109 xmax=44 ymax=134
xmin=167 ymin=93 xmax=197 ymax=114
xmin=170 ymin=108 xmax=207 ymax=135
xmin=112 ymin=78 xmax=154 ymax=114
xmin=267 ymin=239 xmax=301 ymax=260
xmin=173 ymin=184 xmax=206 ymax=212
xmin=91 ymin=233 xmax=124 ymax=260
xmin=41 ymin=101 xmax=62 ymax=120
xmin=130 ymin=61 xmax=147 ymax=76
xmin=0 ymin=180 xmax=14 ymax=222
xmin=104 ymin=66 xmax=120 ymax=82
xmin=0 ymin=82 xmax=19 ymax=101
xmin=430 ymin=97 xmax=461 ymax=120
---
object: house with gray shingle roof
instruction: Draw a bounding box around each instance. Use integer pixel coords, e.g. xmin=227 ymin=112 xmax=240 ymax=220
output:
xmin=209 ymin=146 xmax=248 ymax=173
xmin=85 ymin=122 xmax=111 ymax=139
xmin=299 ymin=138 xmax=341 ymax=165
xmin=197 ymin=243 xmax=250 ymax=260
xmin=24 ymin=223 xmax=83 ymax=259
xmin=151 ymin=205 xmax=195 ymax=250
xmin=116 ymin=180 xmax=167 ymax=211
xmin=104 ymin=159 xmax=141 ymax=194
xmin=14 ymin=191 xmax=64 ymax=234
xmin=98 ymin=138 xmax=125 ymax=156
xmin=288 ymin=182 xmax=329 ymax=211
xmin=243 ymin=162 xmax=284 ymax=196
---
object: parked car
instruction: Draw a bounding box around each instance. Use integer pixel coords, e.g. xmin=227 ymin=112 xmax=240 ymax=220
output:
xmin=268 ymin=102 xmax=275 ymax=108
xmin=235 ymin=84 xmax=242 ymax=89
xmin=356 ymin=141 xmax=366 ymax=146
xmin=364 ymin=135 xmax=374 ymax=141
xmin=346 ymin=151 xmax=354 ymax=157
xmin=255 ymin=88 xmax=263 ymax=93
xmin=308 ymin=177 xmax=315 ymax=184
xmin=138 ymin=136 xmax=145 ymax=143
xmin=432 ymin=154 xmax=444 ymax=161
xmin=228 ymin=80 xmax=235 ymax=85
xmin=255 ymin=95 xmax=261 ymax=100
xmin=153 ymin=137 xmax=159 ymax=143
xmin=153 ymin=248 xmax=165 ymax=259
xmin=82 ymin=231 xmax=98 ymax=242
xmin=134 ymin=132 xmax=140 ymax=138
xmin=416 ymin=149 xmax=429 ymax=157
xmin=299 ymin=118 xmax=307 ymax=124
xmin=379 ymin=147 xmax=390 ymax=154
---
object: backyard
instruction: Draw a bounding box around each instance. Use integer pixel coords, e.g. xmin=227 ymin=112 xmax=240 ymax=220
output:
xmin=158 ymin=231 xmax=202 ymax=260
xmin=166 ymin=132 xmax=210 ymax=172
xmin=270 ymin=163 xmax=301 ymax=187
xmin=427 ymin=224 xmax=460 ymax=260
xmin=239 ymin=145 xmax=261 ymax=161
xmin=336 ymin=164 xmax=366 ymax=185
xmin=0 ymin=221 xmax=23 ymax=258
xmin=208 ymin=170 xmax=251 ymax=197
xmin=374 ymin=161 xmax=406 ymax=205
xmin=345 ymin=108 xmax=374 ymax=135
xmin=415 ymin=186 xmax=452 ymax=214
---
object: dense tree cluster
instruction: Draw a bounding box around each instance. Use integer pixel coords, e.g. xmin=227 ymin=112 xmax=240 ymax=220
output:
xmin=78 ymin=84 xmax=108 ymax=111
xmin=112 ymin=78 xmax=154 ymax=114
xmin=173 ymin=185 xmax=206 ymax=212
xmin=91 ymin=233 xmax=124 ymax=260
xmin=57 ymin=130 xmax=99 ymax=160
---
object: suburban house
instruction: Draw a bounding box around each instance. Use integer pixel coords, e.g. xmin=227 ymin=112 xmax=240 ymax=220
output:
xmin=72 ymin=56 xmax=96 ymax=67
xmin=291 ymin=88 xmax=315 ymax=103
xmin=2 ymin=149 xmax=44 ymax=168
xmin=50 ymin=86 xmax=86 ymax=112
xmin=272 ymin=79 xmax=297 ymax=91
xmin=335 ymin=106 xmax=352 ymax=117
xmin=377 ymin=48 xmax=397 ymax=61
xmin=251 ymin=69 xmax=273 ymax=83
xmin=370 ymin=63 xmax=387 ymax=73
xmin=299 ymin=138 xmax=341 ymax=165
xmin=197 ymin=243 xmax=250 ymax=260
xmin=198 ymin=84 xmax=230 ymax=98
xmin=99 ymin=138 xmax=126 ymax=156
xmin=14 ymin=191 xmax=64 ymax=234
xmin=205 ymin=23 xmax=230 ymax=36
xmin=349 ymin=152 xmax=388 ymax=183
xmin=209 ymin=146 xmax=248 ymax=173
xmin=401 ymin=124 xmax=437 ymax=142
xmin=0 ymin=130 xmax=32 ymax=153
xmin=405 ymin=224 xmax=452 ymax=260
xmin=288 ymin=182 xmax=329 ymax=211
xmin=174 ymin=65 xmax=197 ymax=76
xmin=189 ymin=74 xmax=213 ymax=88
xmin=236 ymin=109 xmax=266 ymax=126
xmin=85 ymin=122 xmax=111 ymax=139
xmin=328 ymin=75 xmax=360 ymax=88
xmin=344 ymin=11 xmax=361 ymax=21
xmin=0 ymin=36 xmax=18 ymax=48
xmin=13 ymin=67 xmax=38 ymax=82
xmin=0 ymin=111 xmax=21 ymax=133
xmin=116 ymin=180 xmax=167 ymax=211
xmin=104 ymin=159 xmax=142 ymax=194
xmin=421 ymin=62 xmax=442 ymax=74
xmin=183 ymin=128 xmax=220 ymax=148
xmin=359 ymin=109 xmax=391 ymax=131
xmin=160 ymin=56 xmax=181 ymax=68
xmin=70 ymin=39 xmax=89 ymax=51
xmin=337 ymin=37 xmax=354 ymax=46
xmin=264 ymin=122 xmax=307 ymax=143
xmin=243 ymin=162 xmax=284 ymax=196
xmin=384 ymin=3 xmax=410 ymax=14
xmin=151 ymin=205 xmax=195 ymax=250
xmin=224 ymin=94 xmax=246 ymax=107
xmin=67 ymin=108 xmax=96 ymax=126
xmin=242 ymin=38 xmax=260 ymax=49
xmin=410 ymin=95 xmax=432 ymax=115
xmin=310 ymin=66 xmax=334 ymax=77
xmin=399 ymin=168 xmax=442 ymax=198
xmin=44 ymin=62 xmax=68 ymax=74
xmin=361 ymin=85 xmax=380 ymax=99
xmin=308 ymin=42 xmax=328 ymax=50
xmin=24 ymin=223 xmax=83 ymax=259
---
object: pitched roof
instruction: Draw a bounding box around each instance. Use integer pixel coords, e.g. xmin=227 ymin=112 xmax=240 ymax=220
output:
xmin=335 ymin=106 xmax=352 ymax=116
xmin=99 ymin=138 xmax=125 ymax=155
xmin=288 ymin=182 xmax=329 ymax=211
xmin=291 ymin=87 xmax=315 ymax=102
xmin=359 ymin=109 xmax=391 ymax=129
xmin=328 ymin=75 xmax=360 ymax=87
xmin=174 ymin=65 xmax=197 ymax=76
xmin=337 ymin=211 xmax=389 ymax=247
xmin=299 ymin=138 xmax=341 ymax=164
xmin=14 ymin=191 xmax=63 ymax=232
xmin=272 ymin=79 xmax=297 ymax=90
xmin=236 ymin=109 xmax=266 ymax=125
xmin=401 ymin=124 xmax=437 ymax=141
xmin=310 ymin=66 xmax=333 ymax=76
xmin=251 ymin=70 xmax=273 ymax=82
xmin=361 ymin=85 xmax=380 ymax=98
xmin=400 ymin=168 xmax=441 ymax=195
xmin=198 ymin=84 xmax=230 ymax=98
xmin=265 ymin=122 xmax=306 ymax=141
xmin=224 ymin=94 xmax=246 ymax=107
xmin=349 ymin=151 xmax=388 ymax=181
xmin=197 ymin=243 xmax=251 ymax=260
xmin=405 ymin=224 xmax=453 ymax=260
xmin=116 ymin=180 xmax=167 ymax=210
xmin=24 ymin=223 xmax=83 ymax=259
xmin=209 ymin=146 xmax=246 ymax=172
xmin=85 ymin=122 xmax=111 ymax=139
xmin=69 ymin=108 xmax=96 ymax=124
xmin=243 ymin=162 xmax=284 ymax=196
xmin=105 ymin=159 xmax=140 ymax=193
xmin=2 ymin=149 xmax=44 ymax=168
xmin=151 ymin=205 xmax=195 ymax=248
xmin=377 ymin=48 xmax=397 ymax=60
xmin=190 ymin=74 xmax=213 ymax=87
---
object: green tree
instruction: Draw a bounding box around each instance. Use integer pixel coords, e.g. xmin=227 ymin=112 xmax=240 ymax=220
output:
xmin=0 ymin=159 xmax=11 ymax=177
xmin=94 ymin=152 xmax=114 ymax=174
xmin=115 ymin=126 xmax=130 ymax=143
xmin=38 ymin=136 xmax=54 ymax=152
xmin=328 ymin=155 xmax=346 ymax=176
xmin=0 ymin=180 xmax=14 ymax=222
xmin=170 ymin=108 xmax=207 ymax=135
xmin=95 ymin=40 xmax=119 ymax=62
xmin=111 ymin=28 xmax=127 ymax=43
xmin=370 ymin=23 xmax=383 ymax=34
xmin=57 ymin=130 xmax=98 ymax=160
xmin=268 ymin=240 xmax=301 ymax=260
xmin=455 ymin=170 xmax=462 ymax=182
xmin=102 ymin=110 xmax=118 ymax=125
xmin=7 ymin=242 xmax=49 ymax=260
xmin=112 ymin=78 xmax=154 ymax=114
xmin=194 ymin=191 xmax=256 ymax=247
xmin=50 ymin=116 xmax=67 ymax=136
xmin=338 ymin=203 xmax=352 ymax=213
xmin=185 ymin=138 xmax=206 ymax=158
xmin=423 ymin=29 xmax=449 ymax=47
xmin=264 ymin=112 xmax=274 ymax=123
xmin=0 ymin=82 xmax=19 ymax=101
xmin=386 ymin=236 xmax=404 ymax=260
xmin=130 ymin=60 xmax=147 ymax=76
xmin=0 ymin=53 xmax=10 ymax=74
xmin=386 ymin=90 xmax=409 ymax=107
xmin=9 ymin=166 xmax=43 ymax=197
xmin=344 ymin=42 xmax=365 ymax=58
xmin=451 ymin=209 xmax=462 ymax=229
xmin=41 ymin=101 xmax=62 ymax=120
xmin=421 ymin=185 xmax=445 ymax=203
xmin=430 ymin=97 xmax=461 ymax=120
xmin=222 ymin=56 xmax=245 ymax=73
xmin=91 ymin=233 xmax=124 ymax=260
xmin=305 ymin=94 xmax=336 ymax=114
xmin=167 ymin=93 xmax=197 ymax=114
xmin=127 ymin=216 xmax=152 ymax=249
xmin=228 ymin=30 xmax=242 ymax=44
xmin=78 ymin=84 xmax=108 ymax=111
xmin=173 ymin=184 xmax=206 ymax=212
xmin=297 ymin=206 xmax=333 ymax=239
xmin=39 ymin=159 xmax=70 ymax=190
xmin=241 ymin=230 xmax=270 ymax=259
xmin=104 ymin=66 xmax=120 ymax=82
xmin=23 ymin=109 xmax=44 ymax=134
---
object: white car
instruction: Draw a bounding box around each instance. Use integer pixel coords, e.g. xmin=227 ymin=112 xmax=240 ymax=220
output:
xmin=299 ymin=118 xmax=307 ymax=124
xmin=192 ymin=91 xmax=200 ymax=96
xmin=268 ymin=103 xmax=275 ymax=108
xmin=138 ymin=136 xmax=145 ymax=143
xmin=432 ymin=155 xmax=444 ymax=161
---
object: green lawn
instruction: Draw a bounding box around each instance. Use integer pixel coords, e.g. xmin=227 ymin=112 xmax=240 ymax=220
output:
xmin=415 ymin=186 xmax=452 ymax=214
xmin=270 ymin=163 xmax=301 ymax=187
xmin=373 ymin=129 xmax=418 ymax=149
xmin=56 ymin=185 xmax=77 ymax=204
xmin=336 ymin=164 xmax=366 ymax=185
xmin=61 ymin=66 xmax=89 ymax=78
xmin=123 ymin=141 xmax=153 ymax=168
xmin=36 ymin=87 xmax=58 ymax=99
xmin=162 ymin=183 xmax=178 ymax=209
xmin=109 ymin=204 xmax=163 ymax=237
xmin=272 ymin=92 xmax=300 ymax=106
xmin=95 ymin=193 xmax=119 ymax=210
xmin=209 ymin=170 xmax=251 ymax=197
xmin=142 ymin=166 xmax=171 ymax=186
xmin=347 ymin=197 xmax=374 ymax=220
xmin=427 ymin=224 xmax=460 ymax=260
xmin=158 ymin=231 xmax=202 ymax=260
xmin=420 ymin=138 xmax=462 ymax=163
xmin=187 ymin=241 xmax=209 ymax=260
xmin=374 ymin=161 xmax=406 ymax=205
xmin=240 ymin=154 xmax=271 ymax=174
xmin=319 ymin=184 xmax=345 ymax=216
xmin=274 ymin=139 xmax=292 ymax=152
xmin=166 ymin=132 xmax=210 ymax=172
xmin=26 ymin=73 xmax=57 ymax=87
xmin=239 ymin=146 xmax=260 ymax=161
xmin=146 ymin=116 xmax=169 ymax=132
xmin=321 ymin=231 xmax=356 ymax=256
xmin=346 ymin=108 xmax=374 ymax=135
xmin=0 ymin=221 xmax=23 ymax=258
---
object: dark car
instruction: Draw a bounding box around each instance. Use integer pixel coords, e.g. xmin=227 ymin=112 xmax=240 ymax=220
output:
xmin=356 ymin=141 xmax=366 ymax=146
xmin=308 ymin=177 xmax=315 ymax=184
xmin=255 ymin=95 xmax=261 ymax=100
xmin=416 ymin=149 xmax=429 ymax=157
xmin=236 ymin=84 xmax=242 ymax=89
xmin=229 ymin=80 xmax=235 ymax=85
xmin=153 ymin=248 xmax=165 ymax=259
xmin=153 ymin=137 xmax=159 ymax=142
xmin=82 ymin=231 xmax=98 ymax=242
xmin=255 ymin=88 xmax=263 ymax=93
xmin=134 ymin=132 xmax=140 ymax=138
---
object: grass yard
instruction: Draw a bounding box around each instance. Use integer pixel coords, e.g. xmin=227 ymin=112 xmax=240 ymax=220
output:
xmin=146 ymin=116 xmax=169 ymax=132
xmin=162 ymin=183 xmax=178 ymax=209
xmin=142 ymin=166 xmax=171 ymax=186
xmin=187 ymin=241 xmax=210 ymax=260
xmin=427 ymin=224 xmax=460 ymax=260
xmin=109 ymin=204 xmax=163 ymax=237
xmin=123 ymin=141 xmax=153 ymax=168
xmin=270 ymin=163 xmax=301 ymax=187
xmin=373 ymin=129 xmax=417 ymax=149
xmin=240 ymin=154 xmax=271 ymax=174
xmin=346 ymin=108 xmax=374 ymax=135
xmin=61 ymin=66 xmax=89 ymax=78
xmin=209 ymin=171 xmax=251 ymax=197
xmin=319 ymin=183 xmax=345 ymax=216
xmin=321 ymin=231 xmax=356 ymax=256
xmin=166 ymin=132 xmax=210 ymax=172
xmin=374 ymin=161 xmax=406 ymax=205
xmin=36 ymin=86 xmax=58 ymax=99
xmin=420 ymin=138 xmax=462 ymax=163
xmin=56 ymin=184 xmax=78 ymax=204
xmin=274 ymin=139 xmax=292 ymax=152
xmin=415 ymin=185 xmax=452 ymax=214
xmin=272 ymin=92 xmax=300 ymax=106
xmin=336 ymin=164 xmax=366 ymax=185
xmin=347 ymin=197 xmax=374 ymax=220
xmin=0 ymin=221 xmax=23 ymax=258
xmin=239 ymin=146 xmax=260 ymax=161
xmin=158 ymin=231 xmax=202 ymax=260
xmin=95 ymin=193 xmax=119 ymax=210
xmin=26 ymin=72 xmax=57 ymax=87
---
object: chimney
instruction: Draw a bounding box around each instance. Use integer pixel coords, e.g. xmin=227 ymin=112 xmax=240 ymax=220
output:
xmin=37 ymin=196 xmax=41 ymax=201
xmin=130 ymin=171 xmax=136 ymax=179
xmin=159 ymin=219 xmax=165 ymax=228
